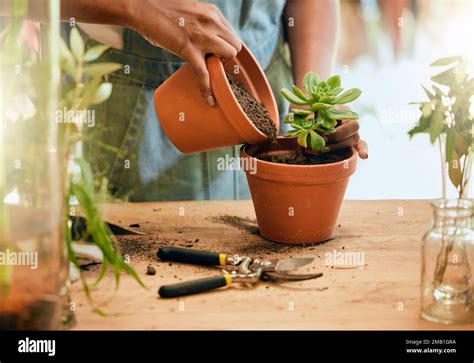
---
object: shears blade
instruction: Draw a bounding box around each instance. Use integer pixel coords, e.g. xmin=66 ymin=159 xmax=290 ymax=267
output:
xmin=263 ymin=271 xmax=323 ymax=282
xmin=270 ymin=257 xmax=315 ymax=272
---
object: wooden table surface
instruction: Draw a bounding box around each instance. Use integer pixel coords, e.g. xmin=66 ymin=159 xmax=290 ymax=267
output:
xmin=71 ymin=200 xmax=474 ymax=330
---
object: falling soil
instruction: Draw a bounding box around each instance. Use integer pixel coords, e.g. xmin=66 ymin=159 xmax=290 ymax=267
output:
xmin=209 ymin=215 xmax=260 ymax=235
xmin=258 ymin=148 xmax=350 ymax=165
xmin=227 ymin=73 xmax=277 ymax=142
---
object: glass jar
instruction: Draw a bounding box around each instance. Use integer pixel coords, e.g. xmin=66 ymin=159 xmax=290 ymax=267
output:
xmin=0 ymin=0 xmax=64 ymax=329
xmin=421 ymin=199 xmax=474 ymax=324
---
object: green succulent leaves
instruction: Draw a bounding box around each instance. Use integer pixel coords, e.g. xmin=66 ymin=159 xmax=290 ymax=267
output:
xmin=408 ymin=56 xmax=473 ymax=195
xmin=281 ymin=71 xmax=362 ymax=152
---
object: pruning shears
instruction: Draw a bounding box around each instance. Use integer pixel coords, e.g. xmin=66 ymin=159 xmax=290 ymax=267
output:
xmin=157 ymin=247 xmax=322 ymax=298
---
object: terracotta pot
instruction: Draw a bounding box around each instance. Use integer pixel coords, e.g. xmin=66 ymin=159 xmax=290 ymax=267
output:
xmin=241 ymin=137 xmax=357 ymax=244
xmin=154 ymin=44 xmax=279 ymax=154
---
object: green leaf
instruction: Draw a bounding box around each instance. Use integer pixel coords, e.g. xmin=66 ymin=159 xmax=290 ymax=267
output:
xmin=60 ymin=38 xmax=77 ymax=79
xmin=321 ymin=118 xmax=337 ymax=129
xmin=281 ymin=88 xmax=308 ymax=105
xmin=319 ymin=96 xmax=335 ymax=104
xmin=448 ymin=150 xmax=462 ymax=188
xmin=84 ymin=44 xmax=110 ymax=62
xmin=421 ymin=85 xmax=434 ymax=100
xmin=297 ymin=131 xmax=309 ymax=148
xmin=333 ymin=88 xmax=362 ymax=104
xmin=431 ymin=67 xmax=455 ymax=86
xmin=309 ymin=131 xmax=326 ymax=151
xmin=429 ymin=107 xmax=443 ymax=144
xmin=431 ymin=85 xmax=445 ymax=97
xmin=319 ymin=109 xmax=336 ymax=123
xmin=329 ymin=87 xmax=343 ymax=96
xmin=83 ymin=63 xmax=122 ymax=77
xmin=70 ymin=27 xmax=85 ymax=61
xmin=303 ymin=72 xmax=320 ymax=95
xmin=91 ymin=82 xmax=113 ymax=105
xmin=455 ymin=133 xmax=470 ymax=157
xmin=291 ymin=108 xmax=313 ymax=115
xmin=408 ymin=116 xmax=431 ymax=138
xmin=74 ymin=157 xmax=95 ymax=193
xmin=291 ymin=85 xmax=310 ymax=102
xmin=284 ymin=113 xmax=295 ymax=124
xmin=430 ymin=56 xmax=462 ymax=67
xmin=421 ymin=102 xmax=433 ymax=118
xmin=446 ymin=127 xmax=456 ymax=162
xmin=327 ymin=75 xmax=341 ymax=89
xmin=316 ymin=125 xmax=336 ymax=133
xmin=325 ymin=108 xmax=359 ymax=120
xmin=309 ymin=85 xmax=320 ymax=100
xmin=285 ymin=130 xmax=300 ymax=137
xmin=301 ymin=118 xmax=316 ymax=129
xmin=311 ymin=103 xmax=331 ymax=111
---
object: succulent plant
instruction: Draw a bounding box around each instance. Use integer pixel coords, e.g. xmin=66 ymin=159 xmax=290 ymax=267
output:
xmin=281 ymin=72 xmax=362 ymax=152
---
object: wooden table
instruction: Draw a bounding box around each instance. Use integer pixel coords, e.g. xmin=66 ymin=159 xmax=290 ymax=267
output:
xmin=71 ymin=200 xmax=474 ymax=330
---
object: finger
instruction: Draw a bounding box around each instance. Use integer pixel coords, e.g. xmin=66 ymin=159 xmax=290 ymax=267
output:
xmin=325 ymin=133 xmax=360 ymax=153
xmin=215 ymin=14 xmax=242 ymax=54
xmin=208 ymin=36 xmax=239 ymax=61
xmin=325 ymin=119 xmax=359 ymax=143
xmin=217 ymin=33 xmax=242 ymax=57
xmin=355 ymin=140 xmax=369 ymax=159
xmin=185 ymin=48 xmax=215 ymax=106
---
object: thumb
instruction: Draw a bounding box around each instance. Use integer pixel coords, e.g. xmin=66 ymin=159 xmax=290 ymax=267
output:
xmin=187 ymin=51 xmax=215 ymax=106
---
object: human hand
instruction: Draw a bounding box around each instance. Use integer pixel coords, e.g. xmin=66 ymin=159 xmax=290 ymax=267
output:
xmin=133 ymin=0 xmax=242 ymax=105
xmin=321 ymin=104 xmax=368 ymax=159
xmin=323 ymin=119 xmax=368 ymax=159
xmin=287 ymin=103 xmax=368 ymax=159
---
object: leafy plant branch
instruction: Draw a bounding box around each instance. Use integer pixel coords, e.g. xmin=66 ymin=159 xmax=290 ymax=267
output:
xmin=409 ymin=56 xmax=473 ymax=199
xmin=60 ymin=27 xmax=144 ymax=294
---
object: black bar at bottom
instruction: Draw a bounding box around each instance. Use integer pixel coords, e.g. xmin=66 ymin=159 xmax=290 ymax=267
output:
xmin=0 ymin=330 xmax=472 ymax=361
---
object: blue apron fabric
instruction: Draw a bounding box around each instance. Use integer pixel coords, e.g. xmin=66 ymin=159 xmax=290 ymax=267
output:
xmin=76 ymin=0 xmax=292 ymax=201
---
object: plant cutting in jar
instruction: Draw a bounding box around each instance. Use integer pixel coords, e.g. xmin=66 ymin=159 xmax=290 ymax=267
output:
xmin=409 ymin=56 xmax=473 ymax=199
xmin=409 ymin=55 xmax=473 ymax=324
xmin=0 ymin=15 xmax=144 ymax=329
xmin=281 ymin=72 xmax=361 ymax=153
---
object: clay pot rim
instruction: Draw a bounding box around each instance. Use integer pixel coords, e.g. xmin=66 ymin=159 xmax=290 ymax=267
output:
xmin=207 ymin=44 xmax=280 ymax=141
xmin=241 ymin=136 xmax=357 ymax=171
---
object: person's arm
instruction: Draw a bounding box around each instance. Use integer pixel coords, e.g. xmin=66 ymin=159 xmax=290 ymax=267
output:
xmin=284 ymin=0 xmax=339 ymax=83
xmin=284 ymin=0 xmax=368 ymax=159
xmin=0 ymin=0 xmax=242 ymax=106
xmin=0 ymin=0 xmax=133 ymax=25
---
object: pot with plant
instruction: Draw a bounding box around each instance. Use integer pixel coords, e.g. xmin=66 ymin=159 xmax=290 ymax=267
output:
xmin=409 ymin=56 xmax=473 ymax=324
xmin=241 ymin=72 xmax=362 ymax=244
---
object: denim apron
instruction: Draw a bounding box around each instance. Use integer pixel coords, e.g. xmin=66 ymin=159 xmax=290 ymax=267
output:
xmin=78 ymin=0 xmax=292 ymax=201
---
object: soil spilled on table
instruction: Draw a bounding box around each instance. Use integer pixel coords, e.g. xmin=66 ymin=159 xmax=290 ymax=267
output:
xmin=258 ymin=148 xmax=351 ymax=165
xmin=227 ymin=73 xmax=277 ymax=142
xmin=209 ymin=215 xmax=259 ymax=235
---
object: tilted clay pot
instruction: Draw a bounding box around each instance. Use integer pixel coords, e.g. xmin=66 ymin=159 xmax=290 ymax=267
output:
xmin=241 ymin=137 xmax=357 ymax=244
xmin=154 ymin=44 xmax=279 ymax=154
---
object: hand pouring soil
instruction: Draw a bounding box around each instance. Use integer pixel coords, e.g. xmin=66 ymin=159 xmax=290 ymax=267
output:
xmin=154 ymin=44 xmax=279 ymax=153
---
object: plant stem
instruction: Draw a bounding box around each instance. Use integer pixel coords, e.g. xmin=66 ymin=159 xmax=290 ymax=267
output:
xmin=459 ymin=154 xmax=471 ymax=199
